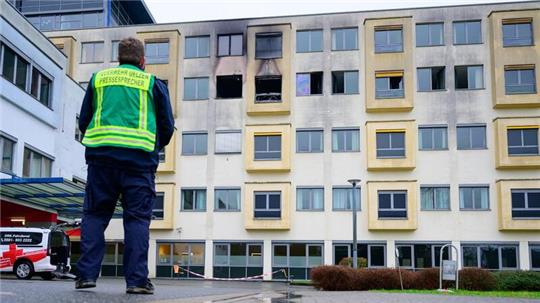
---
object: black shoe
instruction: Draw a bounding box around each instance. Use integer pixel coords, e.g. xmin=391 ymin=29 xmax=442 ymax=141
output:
xmin=126 ymin=279 xmax=154 ymax=295
xmin=75 ymin=279 xmax=96 ymax=289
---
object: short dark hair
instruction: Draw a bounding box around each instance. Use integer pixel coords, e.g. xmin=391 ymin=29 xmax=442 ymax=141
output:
xmin=118 ymin=37 xmax=144 ymax=66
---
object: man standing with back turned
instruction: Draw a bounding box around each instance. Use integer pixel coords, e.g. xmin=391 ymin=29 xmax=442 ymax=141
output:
xmin=76 ymin=37 xmax=174 ymax=294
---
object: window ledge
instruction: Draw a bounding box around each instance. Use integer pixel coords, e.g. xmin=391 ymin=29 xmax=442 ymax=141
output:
xmin=416 ymin=44 xmax=445 ymax=48
xmin=296 ymin=50 xmax=324 ymax=54
xmin=459 ymin=208 xmax=491 ymax=211
xmin=419 ymin=148 xmax=449 ymax=151
xmin=421 ymin=209 xmax=452 ymax=211
xmin=417 ymin=89 xmax=447 ymax=93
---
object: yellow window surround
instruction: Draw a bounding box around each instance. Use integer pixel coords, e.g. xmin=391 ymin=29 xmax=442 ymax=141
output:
xmin=254 ymin=132 xmax=282 ymax=136
xmin=376 ymin=129 xmax=406 ymax=133
xmin=502 ymin=17 xmax=532 ymax=25
xmin=506 ymin=125 xmax=539 ymax=129
xmin=144 ymin=38 xmax=170 ymax=44
xmin=374 ymin=24 xmax=403 ymax=31
xmin=376 ymin=70 xmax=404 ymax=78
xmin=504 ymin=64 xmax=535 ymax=71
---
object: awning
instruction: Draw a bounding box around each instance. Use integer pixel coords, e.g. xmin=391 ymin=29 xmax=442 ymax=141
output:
xmin=0 ymin=177 xmax=122 ymax=219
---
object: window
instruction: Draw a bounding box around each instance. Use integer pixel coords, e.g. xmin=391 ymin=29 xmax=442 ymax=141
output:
xmin=331 ymin=28 xmax=358 ymax=51
xmin=215 ymin=130 xmax=241 ymax=154
xmin=255 ymin=33 xmax=282 ymax=59
xmin=531 ymin=245 xmax=540 ymax=270
xmin=505 ymin=68 xmax=536 ymax=94
xmin=81 ymin=42 xmax=104 ymax=63
xmin=182 ymin=132 xmax=207 ymax=155
xmin=156 ymin=242 xmax=205 ymax=278
xmin=376 ymin=131 xmax=405 ymax=158
xmin=459 ymin=186 xmax=489 ymax=210
xmin=296 ymin=72 xmax=323 ymax=96
xmin=332 ymin=71 xmax=359 ymax=94
xmin=453 ymin=20 xmax=482 ymax=45
xmin=507 ymin=128 xmax=539 ymax=155
xmin=396 ymin=244 xmax=450 ymax=269
xmin=421 ymin=187 xmax=450 ymax=210
xmin=75 ymin=115 xmax=82 ymax=142
xmin=297 ymin=188 xmax=324 ymax=211
xmin=503 ymin=21 xmax=533 ymax=47
xmin=375 ymin=28 xmax=403 ymax=52
xmin=511 ymin=189 xmax=540 ymax=219
xmin=462 ymin=244 xmax=518 ymax=270
xmin=1 ymin=43 xmax=29 ymax=91
xmin=152 ymin=192 xmax=164 ymax=220
xmin=181 ymin=189 xmax=206 ymax=211
xmin=0 ymin=136 xmax=15 ymax=174
xmin=332 ymin=187 xmax=360 ymax=211
xmin=332 ymin=129 xmax=359 ymax=152
xmin=457 ymin=125 xmax=486 ymax=150
xmin=22 ymin=147 xmax=52 ymax=178
xmin=333 ymin=243 xmax=386 ymax=267
xmin=378 ymin=191 xmax=407 ymax=218
xmin=296 ymin=130 xmax=323 ymax=153
xmin=111 ymin=40 xmax=119 ymax=61
xmin=214 ymin=242 xmax=263 ymax=279
xmin=215 ymin=188 xmax=241 ymax=211
xmin=254 ymin=191 xmax=281 ymax=218
xmin=255 ymin=76 xmax=281 ymax=103
xmin=30 ymin=67 xmax=52 ymax=107
xmin=419 ymin=126 xmax=448 ymax=150
xmin=297 ymin=30 xmax=323 ymax=53
xmin=272 ymin=243 xmax=323 ymax=280
xmin=184 ymin=77 xmax=209 ymax=100
xmin=216 ymin=75 xmax=242 ymax=99
xmin=218 ymin=34 xmax=243 ymax=56
xmin=254 ymin=135 xmax=281 ymax=160
xmin=416 ymin=23 xmax=444 ymax=47
xmin=375 ymin=73 xmax=404 ymax=98
xmin=145 ymin=42 xmax=169 ymax=64
xmin=158 ymin=148 xmax=165 ymax=163
xmin=185 ymin=36 xmax=210 ymax=58
xmin=417 ymin=67 xmax=445 ymax=91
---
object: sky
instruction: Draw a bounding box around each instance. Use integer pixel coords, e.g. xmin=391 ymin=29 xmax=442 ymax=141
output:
xmin=144 ymin=0 xmax=535 ymax=23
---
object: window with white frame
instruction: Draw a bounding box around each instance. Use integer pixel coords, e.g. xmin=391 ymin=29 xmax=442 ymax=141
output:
xmin=145 ymin=41 xmax=169 ymax=64
xmin=254 ymin=135 xmax=281 ymax=160
xmin=254 ymin=191 xmax=281 ymax=218
xmin=184 ymin=77 xmax=209 ymax=100
xmin=511 ymin=189 xmax=540 ymax=219
xmin=375 ymin=73 xmax=404 ymax=98
xmin=111 ymin=40 xmax=119 ymax=61
xmin=417 ymin=67 xmax=445 ymax=91
xmin=297 ymin=187 xmax=324 ymax=211
xmin=376 ymin=131 xmax=405 ymax=158
xmin=462 ymin=244 xmax=518 ymax=270
xmin=0 ymin=135 xmax=15 ymax=174
xmin=185 ymin=36 xmax=210 ymax=58
xmin=332 ymin=71 xmax=359 ymax=94
xmin=331 ymin=28 xmax=357 ymax=51
xmin=455 ymin=65 xmax=484 ymax=89
xmin=332 ymin=187 xmax=360 ymax=211
xmin=378 ymin=190 xmax=407 ymax=218
xmin=459 ymin=186 xmax=489 ymax=210
xmin=375 ymin=27 xmax=403 ymax=52
xmin=333 ymin=243 xmax=386 ymax=267
xmin=81 ymin=41 xmax=104 ymax=63
xmin=421 ymin=186 xmax=450 ymax=210
xmin=504 ymin=68 xmax=536 ymax=94
xmin=218 ymin=34 xmax=243 ymax=56
xmin=457 ymin=125 xmax=486 ymax=150
xmin=507 ymin=128 xmax=539 ymax=155
xmin=503 ymin=21 xmax=533 ymax=47
xmin=453 ymin=20 xmax=482 ymax=45
xmin=396 ymin=243 xmax=450 ymax=269
xmin=22 ymin=147 xmax=52 ymax=178
xmin=296 ymin=72 xmax=323 ymax=96
xmin=297 ymin=30 xmax=323 ymax=53
xmin=215 ymin=130 xmax=241 ymax=154
xmin=152 ymin=192 xmax=164 ymax=220
xmin=182 ymin=132 xmax=208 ymax=155
xmin=296 ymin=130 xmax=323 ymax=153
xmin=181 ymin=188 xmax=206 ymax=211
xmin=416 ymin=23 xmax=444 ymax=47
xmin=332 ymin=129 xmax=359 ymax=152
xmin=214 ymin=188 xmax=241 ymax=211
xmin=419 ymin=126 xmax=448 ymax=150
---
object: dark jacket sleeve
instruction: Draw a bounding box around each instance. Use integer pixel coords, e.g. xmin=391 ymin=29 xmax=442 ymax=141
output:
xmin=78 ymin=77 xmax=94 ymax=135
xmin=153 ymin=78 xmax=175 ymax=150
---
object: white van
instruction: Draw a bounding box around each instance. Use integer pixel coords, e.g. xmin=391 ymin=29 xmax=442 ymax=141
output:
xmin=0 ymin=226 xmax=73 ymax=279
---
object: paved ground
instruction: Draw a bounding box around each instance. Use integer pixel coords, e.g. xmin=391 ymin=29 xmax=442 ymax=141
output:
xmin=0 ymin=276 xmax=539 ymax=303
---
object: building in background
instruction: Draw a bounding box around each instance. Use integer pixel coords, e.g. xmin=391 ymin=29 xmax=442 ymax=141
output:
xmin=11 ymin=0 xmax=540 ymax=279
xmin=0 ymin=1 xmax=88 ymax=228
xmin=7 ymin=0 xmax=154 ymax=31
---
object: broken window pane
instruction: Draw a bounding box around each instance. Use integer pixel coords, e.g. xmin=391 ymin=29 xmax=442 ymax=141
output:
xmin=216 ymin=75 xmax=242 ymax=99
xmin=296 ymin=72 xmax=323 ymax=96
xmin=255 ymin=76 xmax=282 ymax=103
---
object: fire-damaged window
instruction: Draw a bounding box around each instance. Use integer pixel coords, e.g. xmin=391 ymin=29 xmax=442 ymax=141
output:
xmin=255 ymin=76 xmax=281 ymax=103
xmin=216 ymin=75 xmax=242 ymax=99
xmin=255 ymin=33 xmax=282 ymax=59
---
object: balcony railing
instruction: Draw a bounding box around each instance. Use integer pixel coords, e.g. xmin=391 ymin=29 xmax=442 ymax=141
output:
xmin=376 ymin=89 xmax=404 ymax=99
xmin=505 ymin=84 xmax=536 ymax=94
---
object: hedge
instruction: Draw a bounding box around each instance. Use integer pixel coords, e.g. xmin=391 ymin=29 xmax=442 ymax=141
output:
xmin=309 ymin=266 xmax=534 ymax=291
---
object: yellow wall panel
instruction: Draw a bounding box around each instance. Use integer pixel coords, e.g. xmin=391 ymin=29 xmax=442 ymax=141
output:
xmin=493 ymin=117 xmax=540 ymax=169
xmin=244 ymin=182 xmax=291 ymax=230
xmin=367 ymin=181 xmax=418 ymax=230
xmin=366 ymin=120 xmax=416 ymax=171
xmin=497 ymin=179 xmax=540 ymax=230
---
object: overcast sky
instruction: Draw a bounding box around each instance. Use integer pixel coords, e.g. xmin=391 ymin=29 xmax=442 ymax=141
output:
xmin=144 ymin=0 xmax=534 ymax=23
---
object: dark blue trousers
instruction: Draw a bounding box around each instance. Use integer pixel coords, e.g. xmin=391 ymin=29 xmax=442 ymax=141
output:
xmin=77 ymin=164 xmax=155 ymax=287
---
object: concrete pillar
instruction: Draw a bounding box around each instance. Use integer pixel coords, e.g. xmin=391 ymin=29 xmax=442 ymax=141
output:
xmin=519 ymin=241 xmax=530 ymax=270
xmin=148 ymin=240 xmax=156 ymax=278
xmin=387 ymin=240 xmax=396 ymax=267
xmin=204 ymin=240 xmax=213 ymax=278
xmin=324 ymin=240 xmax=333 ymax=265
xmin=263 ymin=239 xmax=272 ymax=280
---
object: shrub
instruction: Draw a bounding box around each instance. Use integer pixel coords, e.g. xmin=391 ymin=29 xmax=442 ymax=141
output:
xmin=494 ymin=271 xmax=540 ymax=291
xmin=458 ymin=268 xmax=497 ymax=291
xmin=338 ymin=257 xmax=368 ymax=268
xmin=414 ymin=268 xmax=440 ymax=290
xmin=310 ymin=265 xmax=354 ymax=291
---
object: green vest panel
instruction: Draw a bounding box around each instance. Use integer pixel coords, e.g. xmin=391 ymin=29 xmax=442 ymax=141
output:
xmin=82 ymin=66 xmax=157 ymax=152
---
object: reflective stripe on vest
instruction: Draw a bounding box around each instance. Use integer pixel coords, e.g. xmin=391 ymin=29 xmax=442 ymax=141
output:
xmin=82 ymin=67 xmax=156 ymax=152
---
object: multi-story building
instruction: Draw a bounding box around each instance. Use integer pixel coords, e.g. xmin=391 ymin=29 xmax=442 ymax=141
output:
xmin=0 ymin=1 xmax=86 ymax=225
xmin=40 ymin=1 xmax=540 ymax=279
xmin=7 ymin=0 xmax=154 ymax=31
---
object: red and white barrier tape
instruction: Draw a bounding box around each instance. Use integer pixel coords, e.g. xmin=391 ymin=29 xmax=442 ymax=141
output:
xmin=172 ymin=265 xmax=288 ymax=281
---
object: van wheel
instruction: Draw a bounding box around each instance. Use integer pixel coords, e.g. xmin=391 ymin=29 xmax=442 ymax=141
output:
xmin=14 ymin=260 xmax=34 ymax=280
xmin=40 ymin=272 xmax=55 ymax=280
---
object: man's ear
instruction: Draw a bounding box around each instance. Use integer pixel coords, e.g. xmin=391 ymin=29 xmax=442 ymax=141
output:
xmin=140 ymin=57 xmax=145 ymax=70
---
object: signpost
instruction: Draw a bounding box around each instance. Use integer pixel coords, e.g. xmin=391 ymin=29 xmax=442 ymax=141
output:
xmin=438 ymin=244 xmax=459 ymax=291
xmin=395 ymin=248 xmax=404 ymax=290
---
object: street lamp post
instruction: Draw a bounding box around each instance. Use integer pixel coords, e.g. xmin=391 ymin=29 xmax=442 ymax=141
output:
xmin=347 ymin=179 xmax=361 ymax=269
